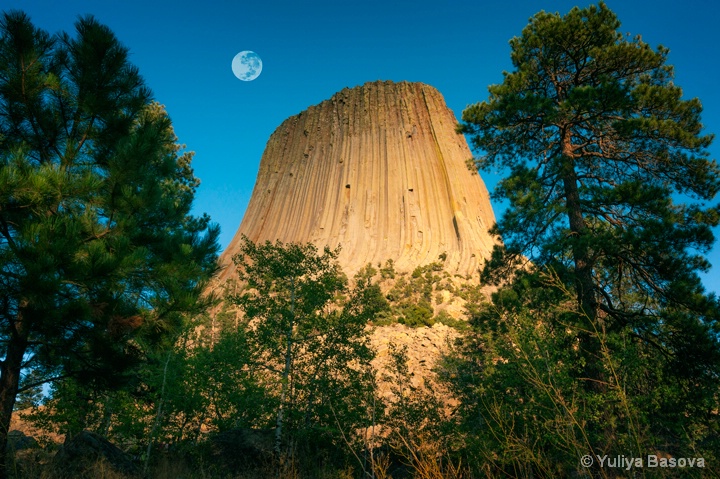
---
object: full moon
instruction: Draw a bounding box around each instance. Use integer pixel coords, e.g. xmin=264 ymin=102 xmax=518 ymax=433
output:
xmin=232 ymin=51 xmax=262 ymax=81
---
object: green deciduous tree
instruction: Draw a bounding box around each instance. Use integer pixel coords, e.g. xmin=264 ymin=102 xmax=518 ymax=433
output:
xmin=0 ymin=11 xmax=219 ymax=476
xmin=230 ymin=237 xmax=386 ymax=463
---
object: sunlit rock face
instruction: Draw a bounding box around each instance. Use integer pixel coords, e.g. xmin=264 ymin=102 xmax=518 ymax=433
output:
xmin=218 ymin=80 xmax=497 ymax=281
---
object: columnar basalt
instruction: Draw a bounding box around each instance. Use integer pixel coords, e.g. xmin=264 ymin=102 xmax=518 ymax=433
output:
xmin=218 ymin=80 xmax=497 ymax=281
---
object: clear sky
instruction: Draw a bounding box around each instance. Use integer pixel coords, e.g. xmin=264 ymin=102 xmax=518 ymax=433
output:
xmin=7 ymin=0 xmax=720 ymax=293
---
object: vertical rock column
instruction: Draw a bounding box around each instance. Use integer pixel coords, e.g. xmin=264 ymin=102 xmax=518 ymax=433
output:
xmin=218 ymin=80 xmax=497 ymax=281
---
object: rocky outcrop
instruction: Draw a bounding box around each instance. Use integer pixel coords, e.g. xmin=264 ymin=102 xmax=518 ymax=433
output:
xmin=6 ymin=430 xmax=37 ymax=451
xmin=373 ymin=322 xmax=460 ymax=390
xmin=218 ymin=80 xmax=497 ymax=281
xmin=209 ymin=428 xmax=275 ymax=471
xmin=52 ymin=431 xmax=139 ymax=478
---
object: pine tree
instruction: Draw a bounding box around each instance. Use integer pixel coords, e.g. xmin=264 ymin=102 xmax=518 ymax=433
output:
xmin=0 ymin=11 xmax=219 ymax=475
xmin=460 ymin=1 xmax=720 ymax=380
xmin=455 ymin=2 xmax=720 ymax=473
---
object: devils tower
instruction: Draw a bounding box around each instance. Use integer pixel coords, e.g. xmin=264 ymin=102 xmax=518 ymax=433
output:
xmin=218 ymin=80 xmax=497 ymax=281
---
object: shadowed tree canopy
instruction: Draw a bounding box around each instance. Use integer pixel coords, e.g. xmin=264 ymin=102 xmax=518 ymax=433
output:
xmin=451 ymin=3 xmax=720 ymax=473
xmin=0 ymin=10 xmax=219 ymax=476
xmin=460 ymin=1 xmax=720 ymax=348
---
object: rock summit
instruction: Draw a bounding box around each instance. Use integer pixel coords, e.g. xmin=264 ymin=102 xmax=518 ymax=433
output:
xmin=219 ymin=80 xmax=497 ymax=281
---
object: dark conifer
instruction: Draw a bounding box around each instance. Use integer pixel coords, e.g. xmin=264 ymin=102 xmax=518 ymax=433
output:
xmin=455 ymin=3 xmax=720 ymax=473
xmin=460 ymin=1 xmax=720 ymax=383
xmin=0 ymin=11 xmax=219 ymax=476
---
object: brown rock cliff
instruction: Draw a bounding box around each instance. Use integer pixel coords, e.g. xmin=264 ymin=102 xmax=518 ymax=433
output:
xmin=218 ymin=80 xmax=497 ymax=281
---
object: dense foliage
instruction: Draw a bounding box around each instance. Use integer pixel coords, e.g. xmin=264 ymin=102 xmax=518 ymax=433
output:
xmin=460 ymin=1 xmax=719 ymax=332
xmin=229 ymin=237 xmax=386 ymax=462
xmin=451 ymin=2 xmax=720 ymax=477
xmin=5 ymin=3 xmax=720 ymax=479
xmin=0 ymin=10 xmax=219 ymax=477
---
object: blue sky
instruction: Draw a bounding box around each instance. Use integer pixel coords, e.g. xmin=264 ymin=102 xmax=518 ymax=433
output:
xmin=7 ymin=0 xmax=720 ymax=292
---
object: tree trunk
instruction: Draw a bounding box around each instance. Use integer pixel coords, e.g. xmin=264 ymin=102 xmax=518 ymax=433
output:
xmin=560 ymin=136 xmax=606 ymax=393
xmin=275 ymin=335 xmax=292 ymax=457
xmin=144 ymin=350 xmax=172 ymax=476
xmin=560 ymin=135 xmax=597 ymax=323
xmin=0 ymin=316 xmax=30 ymax=479
xmin=275 ymin=277 xmax=295 ymax=462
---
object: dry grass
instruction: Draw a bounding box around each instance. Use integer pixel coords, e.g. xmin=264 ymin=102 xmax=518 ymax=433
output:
xmin=7 ymin=425 xmax=468 ymax=479
xmin=394 ymin=433 xmax=466 ymax=479
xmin=11 ymin=455 xmax=130 ymax=479
xmin=8 ymin=451 xmax=470 ymax=479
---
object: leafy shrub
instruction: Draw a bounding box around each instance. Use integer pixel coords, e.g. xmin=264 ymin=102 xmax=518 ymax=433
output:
xmin=397 ymin=301 xmax=434 ymax=328
xmin=434 ymin=310 xmax=469 ymax=331
xmin=380 ymin=259 xmax=396 ymax=279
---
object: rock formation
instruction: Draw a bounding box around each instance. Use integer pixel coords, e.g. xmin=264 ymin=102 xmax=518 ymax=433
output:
xmin=218 ymin=80 xmax=497 ymax=281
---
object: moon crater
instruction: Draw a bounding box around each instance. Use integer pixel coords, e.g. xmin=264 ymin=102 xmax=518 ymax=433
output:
xmin=232 ymin=51 xmax=262 ymax=81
